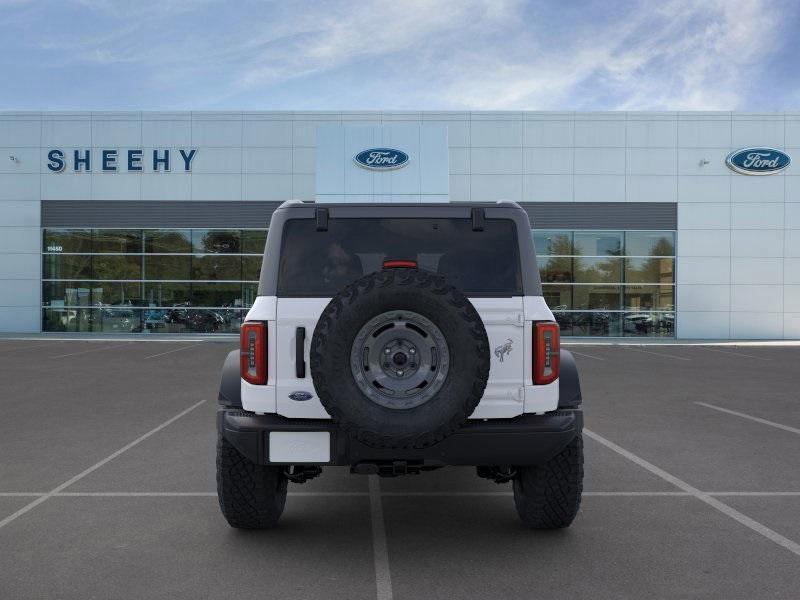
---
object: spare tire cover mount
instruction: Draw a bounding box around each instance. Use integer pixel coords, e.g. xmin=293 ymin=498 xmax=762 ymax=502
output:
xmin=350 ymin=310 xmax=450 ymax=410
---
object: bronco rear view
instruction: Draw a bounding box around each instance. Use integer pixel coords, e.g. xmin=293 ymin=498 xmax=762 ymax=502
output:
xmin=216 ymin=200 xmax=584 ymax=529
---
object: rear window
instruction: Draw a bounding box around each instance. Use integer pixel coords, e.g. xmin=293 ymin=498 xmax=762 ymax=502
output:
xmin=277 ymin=218 xmax=522 ymax=297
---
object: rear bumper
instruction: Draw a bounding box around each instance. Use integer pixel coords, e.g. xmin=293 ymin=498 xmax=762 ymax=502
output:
xmin=218 ymin=408 xmax=583 ymax=467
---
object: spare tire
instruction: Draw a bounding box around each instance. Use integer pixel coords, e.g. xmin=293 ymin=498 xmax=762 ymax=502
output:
xmin=310 ymin=268 xmax=490 ymax=449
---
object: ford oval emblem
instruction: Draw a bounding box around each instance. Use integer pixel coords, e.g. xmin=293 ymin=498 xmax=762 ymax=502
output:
xmin=725 ymin=147 xmax=790 ymax=175
xmin=288 ymin=391 xmax=313 ymax=402
xmin=354 ymin=148 xmax=409 ymax=170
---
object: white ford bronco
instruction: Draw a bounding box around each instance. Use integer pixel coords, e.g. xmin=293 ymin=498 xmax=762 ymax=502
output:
xmin=216 ymin=200 xmax=584 ymax=529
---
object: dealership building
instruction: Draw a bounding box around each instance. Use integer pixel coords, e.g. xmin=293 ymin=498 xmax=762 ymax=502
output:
xmin=0 ymin=110 xmax=798 ymax=339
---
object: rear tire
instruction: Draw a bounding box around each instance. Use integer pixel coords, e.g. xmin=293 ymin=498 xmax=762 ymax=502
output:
xmin=513 ymin=434 xmax=583 ymax=529
xmin=216 ymin=432 xmax=288 ymax=529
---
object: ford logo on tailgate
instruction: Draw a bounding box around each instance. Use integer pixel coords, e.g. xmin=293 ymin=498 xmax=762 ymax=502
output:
xmin=354 ymin=148 xmax=409 ymax=170
xmin=726 ymin=147 xmax=790 ymax=175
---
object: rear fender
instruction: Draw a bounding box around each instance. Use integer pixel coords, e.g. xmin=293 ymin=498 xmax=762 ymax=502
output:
xmin=218 ymin=349 xmax=242 ymax=408
xmin=558 ymin=349 xmax=582 ymax=408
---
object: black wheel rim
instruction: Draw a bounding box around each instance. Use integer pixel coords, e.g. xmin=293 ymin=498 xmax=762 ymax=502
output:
xmin=350 ymin=310 xmax=450 ymax=409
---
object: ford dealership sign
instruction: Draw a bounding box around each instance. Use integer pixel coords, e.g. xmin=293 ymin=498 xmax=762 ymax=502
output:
xmin=726 ymin=147 xmax=790 ymax=175
xmin=354 ymin=148 xmax=409 ymax=170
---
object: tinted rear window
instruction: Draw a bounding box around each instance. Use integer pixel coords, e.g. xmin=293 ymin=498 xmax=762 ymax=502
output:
xmin=277 ymin=218 xmax=522 ymax=296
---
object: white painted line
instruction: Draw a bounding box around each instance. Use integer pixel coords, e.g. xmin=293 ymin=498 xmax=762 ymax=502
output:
xmin=143 ymin=344 xmax=203 ymax=359
xmin=584 ymin=428 xmax=800 ymax=558
xmin=568 ymin=350 xmax=605 ymax=361
xmin=695 ymin=347 xmax=771 ymax=361
xmin=695 ymin=402 xmax=800 ymax=436
xmin=623 ymin=346 xmax=691 ymax=361
xmin=5 ymin=490 xmax=800 ymax=498
xmin=707 ymin=492 xmax=800 ymax=497
xmin=53 ymin=491 xmax=371 ymax=497
xmin=0 ymin=399 xmax=206 ymax=531
xmin=50 ymin=342 xmax=134 ymax=358
xmin=369 ymin=476 xmax=393 ymax=600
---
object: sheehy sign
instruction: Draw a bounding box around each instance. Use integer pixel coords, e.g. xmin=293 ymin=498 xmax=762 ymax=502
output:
xmin=46 ymin=148 xmax=197 ymax=172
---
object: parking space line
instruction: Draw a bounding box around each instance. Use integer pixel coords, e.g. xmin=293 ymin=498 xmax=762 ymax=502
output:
xmin=622 ymin=346 xmax=691 ymax=361
xmin=707 ymin=492 xmax=800 ymax=496
xmin=143 ymin=344 xmax=203 ymax=359
xmin=0 ymin=399 xmax=206 ymax=531
xmin=695 ymin=402 xmax=800 ymax=436
xmin=584 ymin=428 xmax=800 ymax=558
xmin=695 ymin=347 xmax=771 ymax=361
xmin=568 ymin=350 xmax=605 ymax=361
xmin=369 ymin=476 xmax=393 ymax=600
xmin=50 ymin=342 xmax=134 ymax=358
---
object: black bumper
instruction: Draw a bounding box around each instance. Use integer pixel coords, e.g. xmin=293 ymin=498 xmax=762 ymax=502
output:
xmin=218 ymin=408 xmax=583 ymax=468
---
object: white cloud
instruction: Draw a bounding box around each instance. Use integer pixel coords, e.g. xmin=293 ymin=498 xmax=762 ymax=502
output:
xmin=2 ymin=0 xmax=793 ymax=109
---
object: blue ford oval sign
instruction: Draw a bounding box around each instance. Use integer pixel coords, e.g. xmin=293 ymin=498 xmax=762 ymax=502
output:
xmin=726 ymin=147 xmax=790 ymax=175
xmin=354 ymin=148 xmax=409 ymax=170
xmin=288 ymin=391 xmax=313 ymax=402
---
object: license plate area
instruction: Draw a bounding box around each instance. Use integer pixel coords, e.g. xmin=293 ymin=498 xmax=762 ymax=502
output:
xmin=268 ymin=431 xmax=331 ymax=463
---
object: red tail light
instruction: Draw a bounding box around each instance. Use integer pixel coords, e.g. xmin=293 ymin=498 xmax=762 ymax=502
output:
xmin=383 ymin=259 xmax=418 ymax=269
xmin=240 ymin=321 xmax=267 ymax=385
xmin=533 ymin=322 xmax=560 ymax=385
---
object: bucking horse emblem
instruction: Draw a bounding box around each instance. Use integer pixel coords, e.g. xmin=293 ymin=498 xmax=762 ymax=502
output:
xmin=494 ymin=338 xmax=513 ymax=362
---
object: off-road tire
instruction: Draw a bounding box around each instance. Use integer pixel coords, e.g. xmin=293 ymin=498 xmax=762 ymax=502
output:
xmin=216 ymin=432 xmax=288 ymax=529
xmin=513 ymin=434 xmax=583 ymax=529
xmin=310 ymin=268 xmax=490 ymax=450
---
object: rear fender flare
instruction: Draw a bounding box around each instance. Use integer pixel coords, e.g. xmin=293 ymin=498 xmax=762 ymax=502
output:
xmin=218 ymin=349 xmax=242 ymax=408
xmin=558 ymin=349 xmax=582 ymax=408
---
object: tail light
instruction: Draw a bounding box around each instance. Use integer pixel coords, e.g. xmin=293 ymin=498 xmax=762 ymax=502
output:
xmin=240 ymin=321 xmax=267 ymax=385
xmin=533 ymin=322 xmax=560 ymax=385
xmin=383 ymin=259 xmax=418 ymax=269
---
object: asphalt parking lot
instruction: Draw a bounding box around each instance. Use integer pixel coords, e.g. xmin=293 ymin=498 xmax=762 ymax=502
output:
xmin=1 ymin=338 xmax=799 ymax=599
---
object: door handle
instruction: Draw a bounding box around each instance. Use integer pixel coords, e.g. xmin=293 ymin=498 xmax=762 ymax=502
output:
xmin=295 ymin=327 xmax=306 ymax=378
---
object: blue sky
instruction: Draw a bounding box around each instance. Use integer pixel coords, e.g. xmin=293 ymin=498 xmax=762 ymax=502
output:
xmin=1 ymin=0 xmax=798 ymax=111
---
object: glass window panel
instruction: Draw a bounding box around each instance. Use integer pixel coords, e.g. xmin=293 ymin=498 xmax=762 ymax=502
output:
xmin=625 ymin=257 xmax=674 ymax=284
xmin=191 ymin=255 xmax=242 ymax=281
xmin=144 ymin=255 xmax=191 ymax=280
xmin=93 ymin=229 xmax=142 ymax=253
xmin=623 ymin=312 xmax=675 ymax=337
xmin=43 ymin=254 xmax=92 ymax=279
xmin=192 ymin=229 xmax=241 ymax=254
xmin=571 ymin=311 xmax=621 ymax=337
xmin=191 ymin=282 xmax=243 ymax=307
xmin=144 ymin=230 xmax=192 ymax=253
xmin=43 ymin=228 xmax=92 ymax=253
xmin=552 ymin=311 xmax=574 ymax=336
xmin=573 ymin=231 xmax=622 ymax=256
xmin=538 ymin=256 xmax=573 ymax=283
xmin=573 ymin=285 xmax=622 ymax=310
xmin=624 ymin=285 xmax=674 ymax=311
xmin=44 ymin=281 xmax=143 ymax=307
xmin=533 ymin=231 xmax=573 ymax=256
xmin=164 ymin=307 xmax=226 ymax=333
xmin=242 ymin=230 xmax=268 ymax=254
xmin=92 ymin=255 xmax=142 ymax=280
xmin=242 ymin=256 xmax=262 ymax=281
xmin=94 ymin=307 xmax=143 ymax=333
xmin=542 ymin=284 xmax=572 ymax=310
xmin=242 ymin=283 xmax=258 ymax=308
xmin=143 ymin=282 xmax=191 ymax=307
xmin=625 ymin=231 xmax=675 ymax=256
xmin=573 ymin=257 xmax=622 ymax=283
xmin=42 ymin=307 xmax=94 ymax=332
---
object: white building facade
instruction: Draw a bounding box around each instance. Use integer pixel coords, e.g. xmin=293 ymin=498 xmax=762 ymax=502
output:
xmin=0 ymin=111 xmax=798 ymax=339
